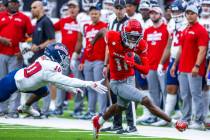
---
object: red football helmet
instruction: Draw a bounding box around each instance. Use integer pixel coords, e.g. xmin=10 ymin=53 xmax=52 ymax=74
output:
xmin=121 ymin=19 xmax=143 ymax=49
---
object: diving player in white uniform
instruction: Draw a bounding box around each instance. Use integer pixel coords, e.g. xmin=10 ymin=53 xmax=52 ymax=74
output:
xmin=0 ymin=42 xmax=107 ymax=117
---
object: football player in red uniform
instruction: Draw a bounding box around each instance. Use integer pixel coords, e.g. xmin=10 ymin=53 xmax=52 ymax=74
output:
xmin=92 ymin=19 xmax=188 ymax=139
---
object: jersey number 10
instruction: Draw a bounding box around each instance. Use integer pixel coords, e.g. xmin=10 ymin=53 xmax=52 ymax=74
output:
xmin=24 ymin=62 xmax=42 ymax=78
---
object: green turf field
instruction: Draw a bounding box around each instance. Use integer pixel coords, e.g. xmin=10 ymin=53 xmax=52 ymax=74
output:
xmin=0 ymin=124 xmax=177 ymax=140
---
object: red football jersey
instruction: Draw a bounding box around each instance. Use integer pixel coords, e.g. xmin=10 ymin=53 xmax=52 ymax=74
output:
xmin=143 ymin=23 xmax=169 ymax=70
xmin=0 ymin=11 xmax=33 ymax=55
xmin=54 ymin=16 xmax=79 ymax=57
xmin=81 ymin=21 xmax=107 ymax=63
xmin=179 ymin=22 xmax=209 ymax=76
xmin=106 ymin=31 xmax=148 ymax=80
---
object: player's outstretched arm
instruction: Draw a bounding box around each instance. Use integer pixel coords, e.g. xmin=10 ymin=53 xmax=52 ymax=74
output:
xmin=43 ymin=71 xmax=108 ymax=94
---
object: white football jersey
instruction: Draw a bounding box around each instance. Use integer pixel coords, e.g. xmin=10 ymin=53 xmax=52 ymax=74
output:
xmin=127 ymin=13 xmax=145 ymax=29
xmin=14 ymin=57 xmax=89 ymax=92
xmin=167 ymin=18 xmax=188 ymax=59
xmin=76 ymin=12 xmax=92 ymax=49
xmin=100 ymin=9 xmax=115 ymax=23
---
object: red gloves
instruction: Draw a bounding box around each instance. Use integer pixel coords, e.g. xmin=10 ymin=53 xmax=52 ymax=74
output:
xmin=124 ymin=52 xmax=149 ymax=75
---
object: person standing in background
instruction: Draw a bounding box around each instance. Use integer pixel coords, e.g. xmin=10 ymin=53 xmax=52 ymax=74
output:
xmin=30 ymin=0 xmax=55 ymax=118
xmin=141 ymin=6 xmax=169 ymax=125
xmin=0 ymin=0 xmax=33 ymax=118
xmin=77 ymin=5 xmax=108 ymax=120
xmin=171 ymin=5 xmax=209 ymax=130
xmin=53 ymin=0 xmax=80 ymax=115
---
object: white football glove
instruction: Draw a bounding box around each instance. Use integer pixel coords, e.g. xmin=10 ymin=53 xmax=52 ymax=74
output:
xmin=157 ymin=64 xmax=165 ymax=76
xmin=86 ymin=79 xmax=108 ymax=94
xmin=70 ymin=52 xmax=79 ymax=70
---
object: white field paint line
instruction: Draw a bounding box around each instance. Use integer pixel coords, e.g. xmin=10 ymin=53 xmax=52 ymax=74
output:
xmin=59 ymin=130 xmax=92 ymax=133
xmin=0 ymin=118 xmax=210 ymax=140
xmin=120 ymin=136 xmax=161 ymax=139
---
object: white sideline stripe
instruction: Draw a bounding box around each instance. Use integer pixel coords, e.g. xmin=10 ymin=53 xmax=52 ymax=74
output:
xmin=120 ymin=137 xmax=160 ymax=139
xmin=59 ymin=130 xmax=91 ymax=133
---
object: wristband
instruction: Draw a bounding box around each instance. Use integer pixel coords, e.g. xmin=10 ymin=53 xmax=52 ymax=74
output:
xmin=195 ymin=64 xmax=200 ymax=68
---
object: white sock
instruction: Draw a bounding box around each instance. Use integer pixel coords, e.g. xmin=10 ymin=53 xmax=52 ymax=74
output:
xmin=49 ymin=100 xmax=56 ymax=110
xmin=99 ymin=117 xmax=105 ymax=125
xmin=171 ymin=119 xmax=177 ymax=124
xmin=165 ymin=94 xmax=177 ymax=116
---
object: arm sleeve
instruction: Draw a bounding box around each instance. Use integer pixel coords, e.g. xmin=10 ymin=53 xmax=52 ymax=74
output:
xmin=54 ymin=19 xmax=61 ymax=31
xmin=42 ymin=70 xmax=90 ymax=88
xmin=133 ymin=56 xmax=149 ymax=75
xmin=53 ymin=82 xmax=78 ymax=93
xmin=197 ymin=27 xmax=209 ymax=47
xmin=134 ymin=42 xmax=149 ymax=75
xmin=44 ymin=19 xmax=55 ymax=40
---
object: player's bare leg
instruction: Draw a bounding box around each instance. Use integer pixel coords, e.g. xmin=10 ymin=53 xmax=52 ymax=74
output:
xmin=141 ymin=96 xmax=171 ymax=122
xmin=92 ymin=96 xmax=188 ymax=139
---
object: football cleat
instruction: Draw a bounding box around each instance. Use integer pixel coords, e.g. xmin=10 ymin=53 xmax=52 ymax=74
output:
xmin=188 ymin=122 xmax=206 ymax=131
xmin=17 ymin=105 xmax=40 ymax=117
xmin=175 ymin=120 xmax=188 ymax=132
xmin=92 ymin=115 xmax=101 ymax=139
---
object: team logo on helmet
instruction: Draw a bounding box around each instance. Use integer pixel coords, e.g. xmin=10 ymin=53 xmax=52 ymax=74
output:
xmin=44 ymin=43 xmax=69 ymax=70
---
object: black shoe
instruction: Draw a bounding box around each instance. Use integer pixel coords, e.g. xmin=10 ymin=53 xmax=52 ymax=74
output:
xmin=0 ymin=112 xmax=7 ymax=117
xmin=53 ymin=108 xmax=63 ymax=115
xmin=6 ymin=112 xmax=19 ymax=118
xmin=116 ymin=126 xmax=137 ymax=134
xmin=39 ymin=114 xmax=48 ymax=119
xmin=101 ymin=126 xmax=123 ymax=132
xmin=80 ymin=112 xmax=95 ymax=120
xmin=33 ymin=112 xmax=49 ymax=119
xmin=71 ymin=111 xmax=83 ymax=119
